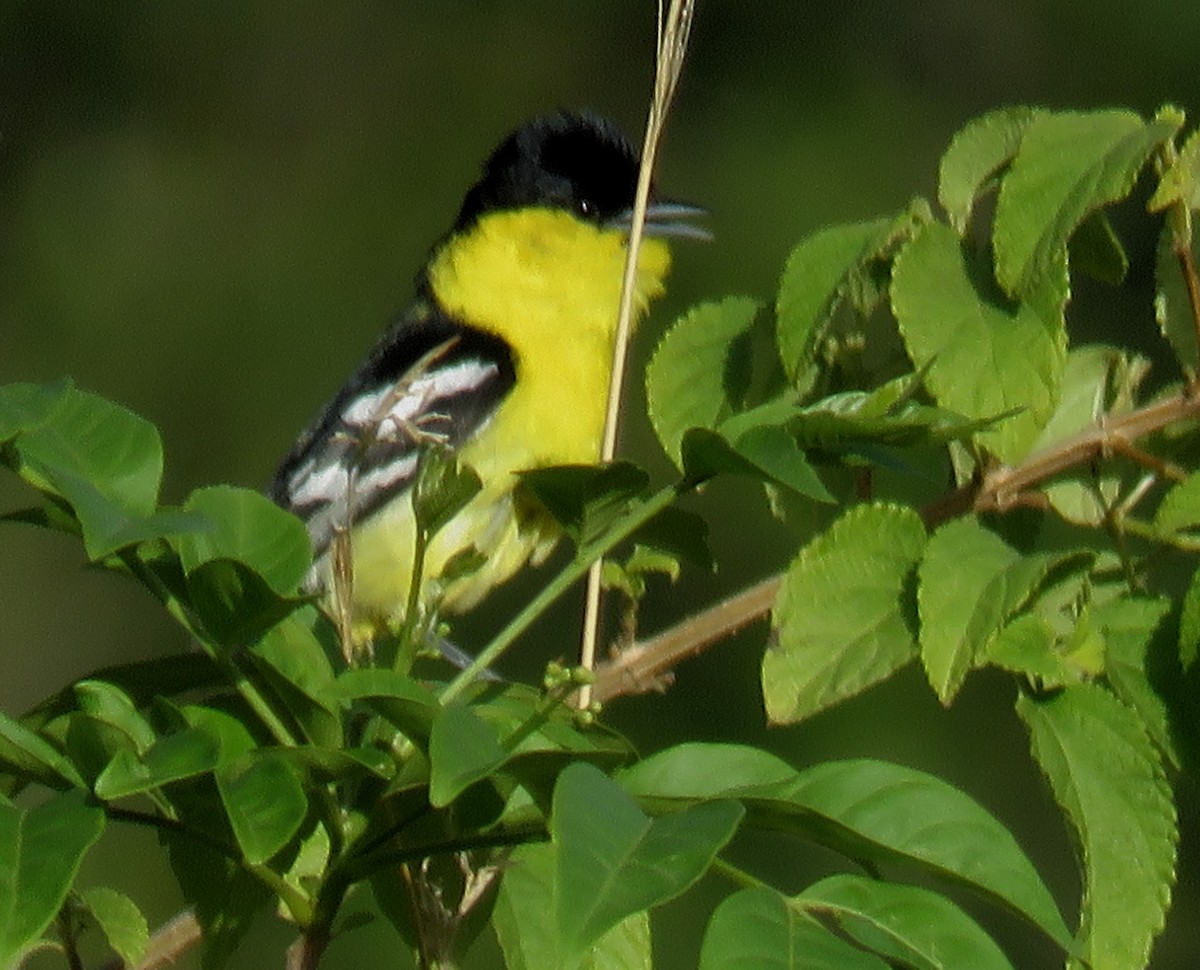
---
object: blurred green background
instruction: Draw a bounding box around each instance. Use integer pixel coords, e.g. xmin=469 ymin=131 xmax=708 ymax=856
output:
xmin=2 ymin=2 xmax=1198 ymax=967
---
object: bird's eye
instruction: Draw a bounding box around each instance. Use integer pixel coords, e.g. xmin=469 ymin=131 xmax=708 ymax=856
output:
xmin=577 ymin=198 xmax=594 ymax=218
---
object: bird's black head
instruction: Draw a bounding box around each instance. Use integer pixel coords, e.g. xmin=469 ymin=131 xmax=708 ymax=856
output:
xmin=454 ymin=112 xmax=641 ymax=232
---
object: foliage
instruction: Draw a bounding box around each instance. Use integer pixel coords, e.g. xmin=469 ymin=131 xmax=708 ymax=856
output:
xmin=3 ymin=103 xmax=1200 ymax=969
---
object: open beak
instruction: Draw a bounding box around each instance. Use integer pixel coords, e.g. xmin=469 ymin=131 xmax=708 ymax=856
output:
xmin=609 ymin=201 xmax=712 ymax=242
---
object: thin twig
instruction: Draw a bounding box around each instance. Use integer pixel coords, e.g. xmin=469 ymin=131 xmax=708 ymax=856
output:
xmin=592 ymin=385 xmax=1200 ymax=704
xmin=286 ymin=929 xmax=330 ymax=970
xmin=442 ymin=484 xmax=679 ymax=704
xmin=1108 ymin=438 xmax=1188 ymax=483
xmin=970 ymin=388 xmax=1200 ymax=517
xmin=579 ymin=0 xmax=698 ymax=708
xmin=592 ymin=575 xmax=778 ymax=703
xmin=57 ymin=908 xmax=84 ymax=970
xmin=118 ymin=551 xmax=300 ymax=750
xmin=99 ymin=910 xmax=202 ymax=970
xmin=1175 ymin=235 xmax=1200 ymax=381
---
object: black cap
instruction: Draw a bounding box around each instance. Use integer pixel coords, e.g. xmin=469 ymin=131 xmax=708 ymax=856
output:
xmin=454 ymin=112 xmax=641 ymax=231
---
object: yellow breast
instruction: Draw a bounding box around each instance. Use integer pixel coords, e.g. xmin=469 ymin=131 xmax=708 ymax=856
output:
xmin=430 ymin=207 xmax=671 ymax=473
xmin=342 ymin=207 xmax=672 ymax=636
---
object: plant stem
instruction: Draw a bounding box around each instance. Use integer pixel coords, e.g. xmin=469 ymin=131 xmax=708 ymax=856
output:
xmin=340 ymin=821 xmax=547 ymax=884
xmin=592 ymin=574 xmax=779 ymax=703
xmin=57 ymin=908 xmax=84 ymax=970
xmin=441 ymin=483 xmax=680 ymax=704
xmin=591 ymin=384 xmax=1200 ymax=704
xmin=500 ymin=680 xmax=577 ymax=752
xmin=108 ymin=806 xmax=312 ymax=924
xmin=580 ymin=0 xmax=698 ymax=708
xmin=123 ymin=910 xmax=202 ymax=970
xmin=106 ymin=807 xmax=241 ymax=860
xmin=710 ymin=856 xmax=769 ymax=892
xmin=1174 ymin=232 xmax=1200 ymax=382
xmin=286 ymin=928 xmax=330 ymax=970
xmin=120 ymin=549 xmax=300 ymax=749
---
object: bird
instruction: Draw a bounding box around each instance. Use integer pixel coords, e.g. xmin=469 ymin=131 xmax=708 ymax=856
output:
xmin=269 ymin=111 xmax=706 ymax=652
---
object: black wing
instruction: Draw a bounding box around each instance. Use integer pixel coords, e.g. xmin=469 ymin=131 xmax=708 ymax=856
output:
xmin=270 ymin=295 xmax=516 ymax=559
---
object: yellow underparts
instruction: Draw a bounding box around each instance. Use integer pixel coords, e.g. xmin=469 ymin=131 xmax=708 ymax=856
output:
xmin=337 ymin=207 xmax=672 ymax=640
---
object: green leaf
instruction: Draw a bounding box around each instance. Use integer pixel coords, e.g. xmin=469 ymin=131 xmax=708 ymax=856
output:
xmin=282 ymin=826 xmax=331 ymax=920
xmin=729 ymin=425 xmax=832 ymax=500
xmin=467 ymin=687 xmax=633 ymax=809
xmin=165 ymin=834 xmax=272 ymax=970
xmin=94 ymin=705 xmax=253 ymax=800
xmin=80 ymin=886 xmax=149 ymax=968
xmin=578 ymin=911 xmax=651 ymax=970
xmin=518 ymin=462 xmax=650 ymax=547
xmin=18 ymin=654 xmax=221 ymax=736
xmin=65 ymin=681 xmax=159 ymax=783
xmin=646 ymin=296 xmax=761 ymax=466
xmin=493 ymin=843 xmax=653 ymax=970
xmin=1059 ymin=604 xmax=1108 ymax=680
xmin=428 ymin=704 xmax=507 ymax=807
xmin=986 ymin=614 xmax=1078 ymax=689
xmin=1153 ymin=222 xmax=1200 ymax=376
xmin=179 ymin=485 xmax=311 ymax=595
xmin=65 ymin=713 xmax=137 ymax=786
xmin=10 ymin=386 xmax=162 ymax=517
xmin=13 ymin=460 xmax=206 ymax=561
xmin=0 ymin=708 xmax=85 ymax=789
xmin=797 ymin=874 xmax=1013 ymax=970
xmin=1031 ymin=346 xmax=1142 ymax=525
xmin=84 ymin=492 xmax=205 ymax=562
xmin=181 ymin=705 xmax=258 ymax=762
xmin=603 ymin=554 xmax=670 ymax=601
xmin=919 ymin=520 xmax=1019 ymax=703
xmin=169 ymin=487 xmax=313 ymax=647
xmin=0 ymin=380 xmax=71 ymax=446
xmin=0 ymin=790 xmax=105 ymax=968
xmin=700 ymin=887 xmax=890 ymax=970
xmin=776 ymin=219 xmax=891 ymax=382
xmin=892 ymin=222 xmax=1067 ymax=463
xmin=612 ymin=549 xmax=664 ymax=589
xmin=918 ymin=519 xmax=1089 ymax=704
xmin=184 ymin=558 xmax=311 ymax=649
xmin=1068 ymin=211 xmax=1128 ymax=285
xmin=680 ymin=427 xmax=833 ymax=503
xmin=368 ymin=865 xmax=421 ymax=954
xmin=73 ymin=680 xmax=157 ymax=752
xmin=412 ymin=445 xmax=483 ymax=538
xmin=1096 ymin=597 xmax=1177 ymax=767
xmin=553 ymin=763 xmax=742 ymax=964
xmin=715 ymin=396 xmax=801 ymax=443
xmin=1147 ymin=116 xmax=1200 ymax=212
xmin=624 ymin=506 xmax=713 ymax=572
xmin=249 ymin=615 xmax=341 ymax=748
xmin=938 ymin=106 xmax=1042 ymax=235
xmin=1017 ymin=684 xmax=1177 ymax=970
xmin=332 ymin=668 xmax=440 ymax=743
xmin=216 ymin=752 xmax=308 ymax=865
xmin=272 ymin=744 xmax=393 ymax=783
xmin=994 ymin=108 xmax=1180 ymax=297
xmin=1181 ymin=566 xmax=1200 ymax=673
xmin=1154 ymin=470 xmax=1200 ymax=537
xmin=788 ymin=760 xmax=1070 ymax=948
xmin=622 ymin=746 xmax=1070 ymax=950
xmin=619 ymin=743 xmax=797 ymax=801
xmin=788 ymin=388 xmax=1003 ymax=451
xmin=94 ymin=727 xmax=222 ymax=799
xmin=4 ymin=387 xmax=205 ymax=560
xmin=765 ymin=503 xmax=926 ymax=724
